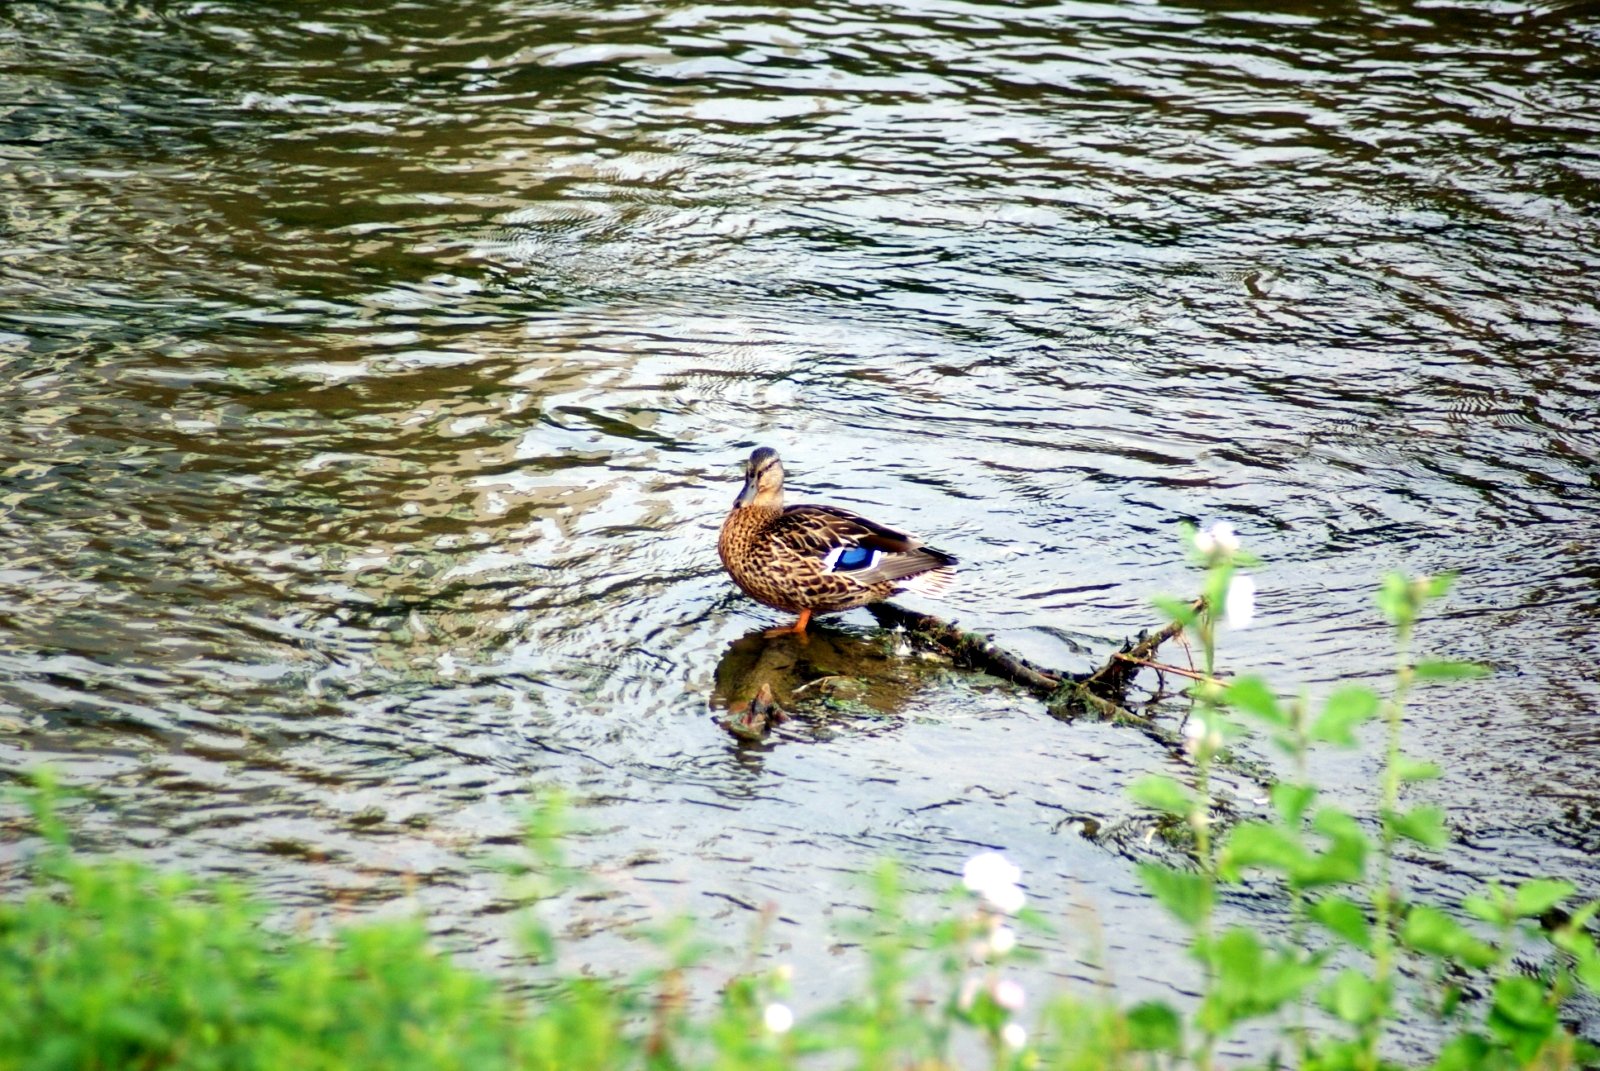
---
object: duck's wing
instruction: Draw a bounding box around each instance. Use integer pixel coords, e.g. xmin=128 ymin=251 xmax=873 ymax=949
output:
xmin=773 ymin=504 xmax=958 ymax=589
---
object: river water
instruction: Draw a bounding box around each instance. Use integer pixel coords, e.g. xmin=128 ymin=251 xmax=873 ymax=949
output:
xmin=2 ymin=0 xmax=1598 ymax=1056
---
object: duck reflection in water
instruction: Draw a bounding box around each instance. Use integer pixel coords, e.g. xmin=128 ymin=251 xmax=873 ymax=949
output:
xmin=717 ymin=447 xmax=957 ymax=637
xmin=711 ymin=625 xmax=929 ymax=740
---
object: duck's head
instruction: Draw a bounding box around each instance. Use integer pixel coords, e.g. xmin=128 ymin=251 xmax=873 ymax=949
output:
xmin=733 ymin=446 xmax=785 ymax=509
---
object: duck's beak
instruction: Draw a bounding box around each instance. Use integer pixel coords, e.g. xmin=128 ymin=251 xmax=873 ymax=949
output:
xmin=732 ymin=469 xmax=759 ymax=508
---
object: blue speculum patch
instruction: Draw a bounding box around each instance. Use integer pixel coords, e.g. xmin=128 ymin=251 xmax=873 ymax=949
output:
xmin=833 ymin=546 xmax=875 ymax=570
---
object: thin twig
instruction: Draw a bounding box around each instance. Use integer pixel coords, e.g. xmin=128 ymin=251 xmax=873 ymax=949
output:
xmin=1111 ymin=653 xmax=1213 ymax=683
xmin=792 ymin=675 xmax=845 ymax=696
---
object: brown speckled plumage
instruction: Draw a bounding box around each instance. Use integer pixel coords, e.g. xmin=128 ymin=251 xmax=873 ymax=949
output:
xmin=718 ymin=447 xmax=957 ymax=632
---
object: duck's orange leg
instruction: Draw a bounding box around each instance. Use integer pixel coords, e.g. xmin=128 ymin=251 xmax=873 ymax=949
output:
xmin=763 ymin=608 xmax=812 ymax=638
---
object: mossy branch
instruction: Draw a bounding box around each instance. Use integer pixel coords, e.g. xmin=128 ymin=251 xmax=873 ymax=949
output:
xmin=721 ymin=598 xmax=1207 ymax=749
xmin=866 ymin=597 xmax=1205 ymax=735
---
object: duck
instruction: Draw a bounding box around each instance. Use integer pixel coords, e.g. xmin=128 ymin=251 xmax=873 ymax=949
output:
xmin=718 ymin=446 xmax=958 ymax=634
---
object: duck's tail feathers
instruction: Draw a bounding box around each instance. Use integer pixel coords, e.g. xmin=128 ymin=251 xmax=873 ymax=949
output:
xmin=896 ymin=564 xmax=957 ymax=599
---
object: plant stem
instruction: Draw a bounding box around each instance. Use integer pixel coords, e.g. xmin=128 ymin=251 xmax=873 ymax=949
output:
xmin=1366 ymin=607 xmax=1415 ymax=1067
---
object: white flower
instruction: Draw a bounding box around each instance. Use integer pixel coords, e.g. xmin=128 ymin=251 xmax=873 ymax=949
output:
xmin=763 ymin=1002 xmax=794 ymax=1034
xmin=1194 ymin=521 xmax=1240 ymax=556
xmin=1183 ymin=714 xmax=1223 ymax=756
xmin=963 ymin=851 xmax=1020 ymax=893
xmin=988 ymin=924 xmax=1017 ymax=956
xmin=958 ymin=975 xmax=983 ymax=1011
xmin=1224 ymin=573 xmax=1256 ymax=630
xmin=986 ymin=879 xmax=1027 ymax=915
xmin=962 ymin=852 xmax=1027 ymax=914
xmin=1001 ymin=1022 xmax=1028 ymax=1050
xmin=992 ymin=978 xmax=1026 ymax=1011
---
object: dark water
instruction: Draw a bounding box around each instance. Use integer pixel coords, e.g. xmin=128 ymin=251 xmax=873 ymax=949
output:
xmin=3 ymin=0 xmax=1599 ymax=1052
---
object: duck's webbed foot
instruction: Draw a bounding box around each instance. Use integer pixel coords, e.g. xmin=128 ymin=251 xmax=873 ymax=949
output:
xmin=762 ymin=608 xmax=812 ymax=639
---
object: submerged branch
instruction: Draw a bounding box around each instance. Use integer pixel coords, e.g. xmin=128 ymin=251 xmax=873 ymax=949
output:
xmin=720 ymin=598 xmax=1206 ymax=754
xmin=857 ymin=597 xmax=1276 ymax=836
xmin=866 ymin=597 xmax=1206 ymax=737
xmin=863 ymin=602 xmax=1070 ymax=694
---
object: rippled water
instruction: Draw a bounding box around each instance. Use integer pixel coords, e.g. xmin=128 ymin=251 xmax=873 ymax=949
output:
xmin=3 ymin=0 xmax=1599 ymax=1053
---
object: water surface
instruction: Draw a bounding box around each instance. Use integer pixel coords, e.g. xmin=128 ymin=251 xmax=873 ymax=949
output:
xmin=2 ymin=0 xmax=1599 ymax=1054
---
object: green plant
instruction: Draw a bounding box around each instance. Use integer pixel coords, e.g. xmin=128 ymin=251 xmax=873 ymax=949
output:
xmin=1133 ymin=525 xmax=1600 ymax=1070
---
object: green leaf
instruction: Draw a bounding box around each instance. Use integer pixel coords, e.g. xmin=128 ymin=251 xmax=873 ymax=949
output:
xmin=1309 ymin=895 xmax=1372 ymax=951
xmin=1565 ymin=898 xmax=1599 ymax=930
xmin=1413 ymin=659 xmax=1490 ymax=682
xmin=1322 ymin=969 xmax=1385 ymax=1026
xmin=1578 ymin=949 xmax=1600 ymax=995
xmin=1489 ymin=975 xmax=1556 ymax=1036
xmin=1218 ymin=821 xmax=1309 ymax=882
xmin=1385 ymin=805 xmax=1448 ymax=849
xmin=1395 ymin=756 xmax=1442 ymax=783
xmin=1400 ymin=906 xmax=1498 ymax=969
xmin=1197 ymin=929 xmax=1320 ymax=1033
xmin=1400 ymin=905 xmax=1462 ymax=955
xmin=1464 ymin=888 xmax=1507 ymax=924
xmin=1309 ymin=686 xmax=1379 ymax=746
xmin=1431 ymin=1033 xmax=1491 ymax=1071
xmin=1424 ymin=572 xmax=1458 ymax=599
xmin=520 ymin=920 xmax=556 ymax=963
xmin=1377 ymin=573 xmax=1414 ymax=628
xmin=1440 ymin=984 xmax=1465 ymax=1019
xmin=1552 ymin=901 xmax=1600 ymax=959
xmin=1511 ymin=878 xmax=1574 ymax=919
xmin=1378 ymin=572 xmax=1456 ymax=629
xmin=1294 ymin=809 xmax=1369 ymax=887
xmin=1203 ymin=567 xmax=1232 ymax=622
xmin=1128 ymin=775 xmax=1194 ymax=817
xmin=1294 ymin=851 xmax=1365 ymax=888
xmin=1137 ymin=863 xmax=1213 ymax=929
xmin=1125 ymin=1001 xmax=1182 ymax=1053
xmin=1222 ymin=676 xmax=1284 ymax=727
xmin=1553 ymin=924 xmax=1596 ymax=962
xmin=1152 ymin=595 xmax=1200 ymax=629
xmin=1202 ymin=923 xmax=1261 ymax=987
xmin=1271 ymin=782 xmax=1317 ymax=827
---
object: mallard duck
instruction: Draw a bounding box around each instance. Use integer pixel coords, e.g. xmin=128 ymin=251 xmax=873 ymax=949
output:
xmin=718 ymin=447 xmax=958 ymax=634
